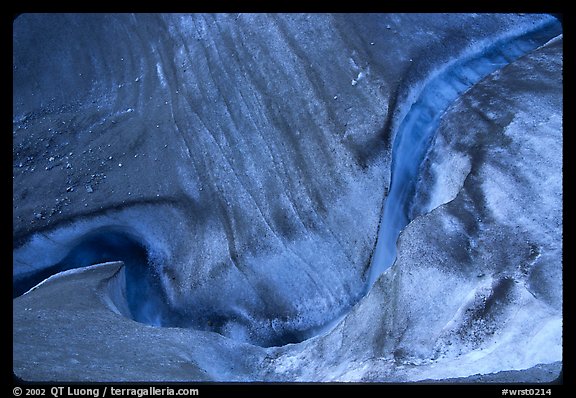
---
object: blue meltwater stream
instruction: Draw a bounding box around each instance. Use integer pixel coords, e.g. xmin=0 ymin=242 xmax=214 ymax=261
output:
xmin=366 ymin=17 xmax=562 ymax=287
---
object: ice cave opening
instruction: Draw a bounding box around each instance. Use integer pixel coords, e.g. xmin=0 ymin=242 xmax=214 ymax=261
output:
xmin=13 ymin=226 xmax=170 ymax=327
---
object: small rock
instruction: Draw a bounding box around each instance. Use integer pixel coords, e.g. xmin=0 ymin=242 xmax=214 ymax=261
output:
xmin=118 ymin=163 xmax=122 ymax=167
xmin=48 ymin=156 xmax=55 ymax=162
xmin=85 ymin=185 xmax=93 ymax=193
xmin=66 ymin=163 xmax=71 ymax=169
xmin=386 ymin=24 xmax=391 ymax=29
xmin=135 ymin=77 xmax=140 ymax=82
xmin=66 ymin=186 xmax=74 ymax=192
xmin=34 ymin=212 xmax=42 ymax=220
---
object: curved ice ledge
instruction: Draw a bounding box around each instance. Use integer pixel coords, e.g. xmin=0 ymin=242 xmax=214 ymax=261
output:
xmin=13 ymin=225 xmax=318 ymax=347
xmin=366 ymin=18 xmax=562 ymax=286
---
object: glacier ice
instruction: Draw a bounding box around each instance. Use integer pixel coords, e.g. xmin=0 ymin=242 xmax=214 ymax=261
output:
xmin=12 ymin=13 xmax=563 ymax=382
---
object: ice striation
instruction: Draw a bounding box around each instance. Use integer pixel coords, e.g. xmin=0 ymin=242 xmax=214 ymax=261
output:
xmin=12 ymin=13 xmax=562 ymax=382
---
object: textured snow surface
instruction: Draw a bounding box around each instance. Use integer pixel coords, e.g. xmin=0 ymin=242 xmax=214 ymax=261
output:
xmin=13 ymin=13 xmax=562 ymax=382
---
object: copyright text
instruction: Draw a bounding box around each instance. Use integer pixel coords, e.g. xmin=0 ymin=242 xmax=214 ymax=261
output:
xmin=12 ymin=387 xmax=199 ymax=398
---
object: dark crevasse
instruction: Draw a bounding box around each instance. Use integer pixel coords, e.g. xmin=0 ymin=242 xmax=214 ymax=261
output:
xmin=366 ymin=17 xmax=562 ymax=287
